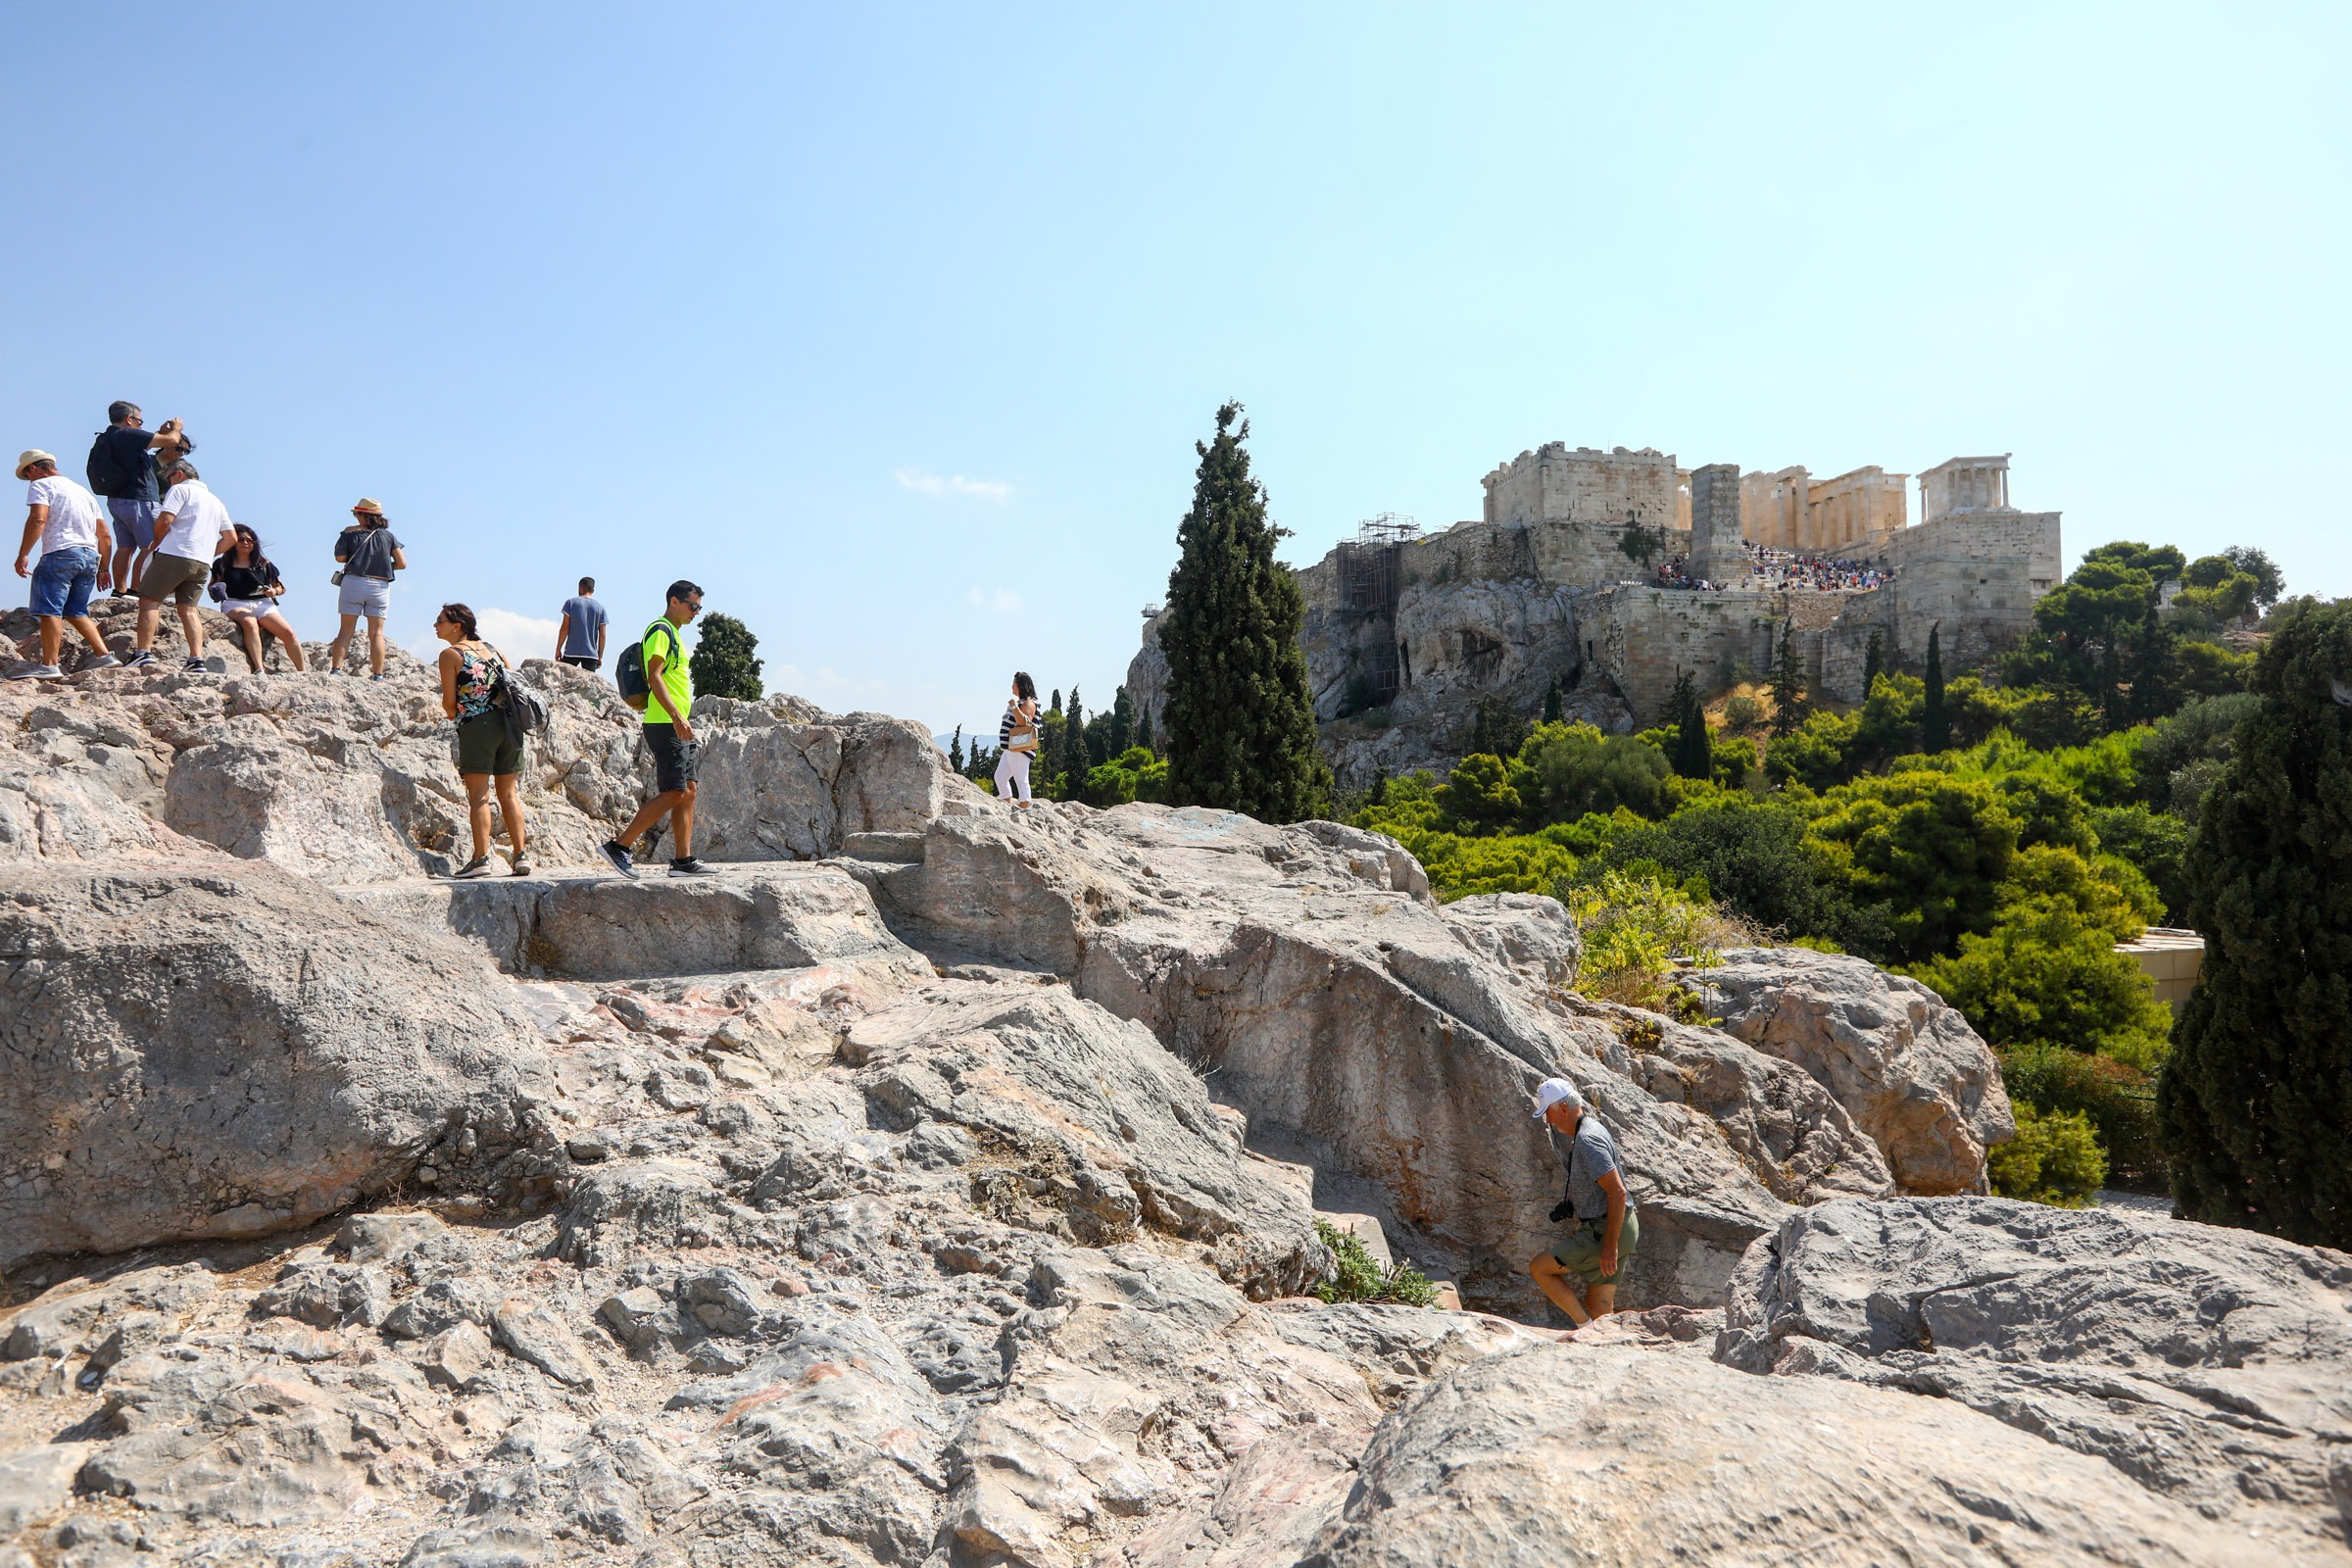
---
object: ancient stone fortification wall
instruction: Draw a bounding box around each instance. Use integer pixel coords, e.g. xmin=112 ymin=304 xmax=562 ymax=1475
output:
xmin=1881 ymin=509 xmax=2060 ymax=669
xmin=1482 ymin=444 xmax=1682 ymax=531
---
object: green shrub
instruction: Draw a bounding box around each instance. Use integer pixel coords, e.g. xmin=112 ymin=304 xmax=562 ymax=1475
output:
xmin=1723 ymin=694 xmax=1763 ymax=733
xmin=1311 ymin=1220 xmax=1440 ymax=1306
xmin=1988 ymin=1102 xmax=2107 ymax=1206
xmin=1556 ymin=868 xmax=1726 ymax=1009
xmin=1998 ymin=1042 xmax=2162 ymax=1186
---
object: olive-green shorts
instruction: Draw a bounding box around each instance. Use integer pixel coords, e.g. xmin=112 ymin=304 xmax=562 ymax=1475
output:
xmin=456 ymin=711 xmax=521 ymax=777
xmin=1550 ymin=1208 xmax=1639 ymax=1286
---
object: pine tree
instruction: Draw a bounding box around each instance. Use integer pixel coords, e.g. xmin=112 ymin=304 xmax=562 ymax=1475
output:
xmin=1922 ymin=624 xmax=1950 ymax=753
xmin=1669 ymin=669 xmax=1712 ymax=780
xmin=1863 ymin=629 xmax=1887 ymax=694
xmin=2157 ymin=602 xmax=2352 ymax=1247
xmin=1065 ymin=686 xmax=1085 ymax=785
xmin=688 ymin=612 xmax=763 ymax=700
xmin=1138 ymin=703 xmax=1155 ymax=755
xmin=1543 ymin=676 xmax=1564 ymax=723
xmin=1768 ymin=620 xmax=1809 ymax=737
xmin=948 ymin=725 xmax=964 ymax=772
xmin=1159 ymin=402 xmax=1331 ymax=821
xmin=1051 ymin=689 xmax=1061 ymax=713
xmin=1467 ymin=694 xmax=1527 ymax=760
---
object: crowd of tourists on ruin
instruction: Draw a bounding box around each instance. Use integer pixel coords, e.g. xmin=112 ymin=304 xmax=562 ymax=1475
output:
xmin=1745 ymin=539 xmax=1890 ymax=591
xmin=14 ymin=399 xmax=722 ymax=886
xmin=1651 ymin=542 xmax=1893 ymax=594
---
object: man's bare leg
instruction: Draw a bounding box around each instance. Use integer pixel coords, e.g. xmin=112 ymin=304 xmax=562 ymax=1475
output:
xmin=668 ymin=781 xmax=697 ymax=858
xmin=1528 ymin=1252 xmax=1592 ymax=1326
xmin=65 ymin=615 xmax=107 ymax=660
xmin=133 ymin=598 xmax=165 ymax=652
xmin=175 ymin=604 xmax=205 ymax=662
xmin=614 ymin=788 xmax=684 ymax=853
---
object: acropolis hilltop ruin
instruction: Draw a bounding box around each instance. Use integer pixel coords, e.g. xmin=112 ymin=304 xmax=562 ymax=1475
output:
xmin=1128 ymin=441 xmax=2063 ymax=787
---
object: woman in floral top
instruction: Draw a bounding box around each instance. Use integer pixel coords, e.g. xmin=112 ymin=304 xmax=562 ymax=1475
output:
xmin=434 ymin=602 xmax=529 ymax=879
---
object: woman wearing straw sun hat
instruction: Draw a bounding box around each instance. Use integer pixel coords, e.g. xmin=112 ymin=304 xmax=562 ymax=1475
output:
xmin=327 ymin=497 xmax=405 ymax=680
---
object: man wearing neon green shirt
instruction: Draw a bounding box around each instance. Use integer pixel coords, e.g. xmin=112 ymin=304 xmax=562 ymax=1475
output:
xmin=600 ymin=579 xmax=718 ymax=878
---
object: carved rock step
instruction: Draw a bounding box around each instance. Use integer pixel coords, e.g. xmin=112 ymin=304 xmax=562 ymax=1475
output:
xmin=340 ymin=862 xmax=927 ymax=983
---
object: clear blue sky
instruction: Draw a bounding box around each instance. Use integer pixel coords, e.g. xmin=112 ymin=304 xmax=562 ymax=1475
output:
xmin=8 ymin=4 xmax=2344 ymax=737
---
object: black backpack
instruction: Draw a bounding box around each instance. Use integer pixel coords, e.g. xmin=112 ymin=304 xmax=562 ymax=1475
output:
xmin=615 ymin=619 xmax=678 ymax=713
xmin=84 ymin=431 xmax=128 ymax=496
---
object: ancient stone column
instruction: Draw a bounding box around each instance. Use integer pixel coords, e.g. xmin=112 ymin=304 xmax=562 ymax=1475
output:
xmin=1690 ymin=464 xmax=1747 ymax=586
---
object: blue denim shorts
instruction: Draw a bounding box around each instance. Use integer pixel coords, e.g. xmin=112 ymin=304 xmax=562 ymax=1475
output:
xmin=107 ymin=499 xmax=160 ymax=550
xmin=29 ymin=547 xmax=99 ymax=619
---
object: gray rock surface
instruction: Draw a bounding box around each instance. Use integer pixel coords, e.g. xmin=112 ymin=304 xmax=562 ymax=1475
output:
xmin=344 ymin=863 xmax=928 ymax=982
xmin=1717 ymin=1197 xmax=2352 ymax=1555
xmin=879 ymin=800 xmax=1890 ymax=1313
xmin=1298 ymin=1340 xmax=2277 ymax=1567
xmin=1698 ymin=947 xmax=2014 ymax=1194
xmin=0 ymin=862 xmax=554 ymax=1266
xmin=12 ymin=650 xmax=2343 ymax=1566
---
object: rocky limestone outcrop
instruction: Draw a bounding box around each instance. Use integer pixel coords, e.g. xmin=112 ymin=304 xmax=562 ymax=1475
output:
xmin=1295 ymin=1337 xmax=2278 ymax=1567
xmin=0 ymin=862 xmax=556 ymax=1268
xmin=13 ymin=646 xmax=2348 ymax=1563
xmin=1717 ymin=1197 xmax=2352 ymax=1556
xmin=872 ymin=801 xmax=1906 ymax=1312
xmin=1699 ymin=947 xmax=2015 ymax=1195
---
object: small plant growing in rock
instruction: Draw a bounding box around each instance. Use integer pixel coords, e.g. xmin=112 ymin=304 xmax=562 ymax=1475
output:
xmin=1311 ymin=1220 xmax=1440 ymax=1307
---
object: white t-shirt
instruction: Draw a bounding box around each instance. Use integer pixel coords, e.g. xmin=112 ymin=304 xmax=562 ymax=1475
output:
xmin=156 ymin=480 xmax=231 ymax=563
xmin=25 ymin=475 xmax=103 ymax=556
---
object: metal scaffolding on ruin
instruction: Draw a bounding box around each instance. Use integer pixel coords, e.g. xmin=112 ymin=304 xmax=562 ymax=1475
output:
xmin=1338 ymin=514 xmax=1419 ymax=613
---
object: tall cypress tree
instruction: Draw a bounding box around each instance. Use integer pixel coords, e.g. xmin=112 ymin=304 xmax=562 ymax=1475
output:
xmin=1863 ymin=628 xmax=1887 ymax=694
xmin=1159 ymin=403 xmax=1331 ymax=821
xmin=1768 ymin=620 xmax=1808 ymax=737
xmin=1107 ymin=686 xmax=1134 ymax=757
xmin=948 ymin=725 xmax=964 ymax=772
xmin=2157 ymin=603 xmax=2352 ymax=1247
xmin=1668 ymin=669 xmax=1712 ymax=779
xmin=1922 ymin=624 xmax=1950 ymax=753
xmin=1065 ymin=687 xmax=1086 ymax=789
xmin=1543 ymin=676 xmax=1564 ymax=724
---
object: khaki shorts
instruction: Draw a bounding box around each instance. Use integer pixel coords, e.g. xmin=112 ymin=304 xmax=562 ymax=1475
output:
xmin=1550 ymin=1208 xmax=1640 ymax=1286
xmin=456 ymin=711 xmax=521 ymax=777
xmin=138 ymin=553 xmax=211 ymax=607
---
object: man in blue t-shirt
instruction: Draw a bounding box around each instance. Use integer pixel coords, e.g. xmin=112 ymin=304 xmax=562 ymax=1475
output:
xmin=556 ymin=577 xmax=609 ymax=671
xmin=83 ymin=401 xmax=191 ymax=596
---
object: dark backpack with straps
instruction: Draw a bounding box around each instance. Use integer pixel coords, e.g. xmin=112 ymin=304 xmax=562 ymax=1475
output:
xmin=615 ymin=619 xmax=679 ymax=713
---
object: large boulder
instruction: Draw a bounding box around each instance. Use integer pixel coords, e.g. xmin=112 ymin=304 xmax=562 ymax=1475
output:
xmin=1717 ymin=1198 xmax=2352 ymax=1554
xmin=686 ymin=702 xmax=956 ymax=862
xmin=874 ymin=801 xmax=1894 ymax=1314
xmin=1298 ymin=1341 xmax=2276 ymax=1567
xmin=1698 ymin=948 xmax=2013 ymax=1194
xmin=0 ymin=863 xmax=554 ymax=1265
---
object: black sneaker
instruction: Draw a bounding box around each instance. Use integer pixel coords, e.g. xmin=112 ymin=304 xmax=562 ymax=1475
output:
xmin=453 ymin=856 xmax=496 ymax=879
xmin=599 ymin=840 xmax=638 ymax=879
xmin=180 ymin=657 xmax=210 ymax=674
xmin=668 ymin=857 xmax=718 ymax=877
xmin=509 ymin=856 xmax=532 ymax=877
xmin=122 ymin=649 xmax=158 ymax=668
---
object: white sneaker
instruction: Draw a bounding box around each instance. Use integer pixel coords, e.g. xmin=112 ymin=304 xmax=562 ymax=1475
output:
xmin=6 ymin=664 xmax=63 ymax=681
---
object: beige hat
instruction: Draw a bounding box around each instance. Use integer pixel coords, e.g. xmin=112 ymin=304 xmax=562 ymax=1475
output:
xmin=352 ymin=497 xmax=385 ymax=515
xmin=14 ymin=449 xmax=58 ymax=480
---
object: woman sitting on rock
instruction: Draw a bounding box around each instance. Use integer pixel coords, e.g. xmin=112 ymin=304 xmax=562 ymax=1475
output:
xmin=209 ymin=524 xmax=304 ymax=673
xmin=433 ymin=602 xmax=529 ymax=879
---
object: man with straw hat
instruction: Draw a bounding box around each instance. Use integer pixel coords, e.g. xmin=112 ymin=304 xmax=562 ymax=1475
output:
xmin=11 ymin=450 xmax=117 ymax=678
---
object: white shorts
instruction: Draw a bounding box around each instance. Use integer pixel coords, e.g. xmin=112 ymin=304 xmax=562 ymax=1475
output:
xmin=224 ymin=597 xmax=277 ymax=618
xmin=338 ymin=576 xmax=392 ymax=617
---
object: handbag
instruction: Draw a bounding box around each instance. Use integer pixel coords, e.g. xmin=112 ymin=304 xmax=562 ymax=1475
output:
xmin=329 ymin=569 xmax=344 ymax=586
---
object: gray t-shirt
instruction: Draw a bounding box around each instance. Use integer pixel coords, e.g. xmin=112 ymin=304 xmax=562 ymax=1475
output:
xmin=560 ymin=595 xmax=608 ymax=658
xmin=1562 ymin=1116 xmax=1624 ymax=1221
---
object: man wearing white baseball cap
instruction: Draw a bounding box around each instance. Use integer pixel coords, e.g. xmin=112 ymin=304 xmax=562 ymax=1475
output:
xmin=1527 ymin=1076 xmax=1637 ymax=1326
